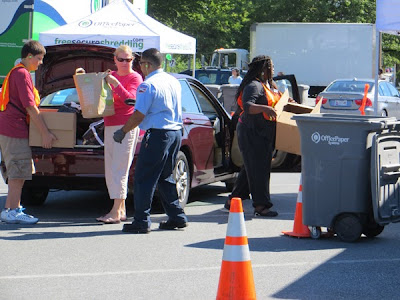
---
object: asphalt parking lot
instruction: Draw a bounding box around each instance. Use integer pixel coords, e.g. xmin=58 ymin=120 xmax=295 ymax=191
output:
xmin=1 ymin=172 xmax=400 ymax=300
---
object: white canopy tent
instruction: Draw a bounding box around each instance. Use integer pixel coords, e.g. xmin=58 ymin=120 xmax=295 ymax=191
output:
xmin=374 ymin=0 xmax=400 ymax=114
xmin=39 ymin=0 xmax=196 ymax=72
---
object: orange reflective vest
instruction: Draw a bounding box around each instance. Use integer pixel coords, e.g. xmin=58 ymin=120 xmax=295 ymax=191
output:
xmin=237 ymin=80 xmax=281 ymax=121
xmin=0 ymin=63 xmax=41 ymax=112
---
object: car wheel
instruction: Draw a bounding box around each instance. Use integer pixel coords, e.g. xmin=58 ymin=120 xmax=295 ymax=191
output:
xmin=21 ymin=187 xmax=49 ymax=206
xmin=174 ymin=151 xmax=190 ymax=208
xmin=380 ymin=110 xmax=388 ymax=117
xmin=224 ymin=179 xmax=235 ymax=192
xmin=271 ymin=150 xmax=288 ymax=168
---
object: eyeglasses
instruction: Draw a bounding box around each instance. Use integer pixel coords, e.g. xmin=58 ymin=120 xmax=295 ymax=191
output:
xmin=116 ymin=57 xmax=133 ymax=63
xmin=139 ymin=61 xmax=152 ymax=66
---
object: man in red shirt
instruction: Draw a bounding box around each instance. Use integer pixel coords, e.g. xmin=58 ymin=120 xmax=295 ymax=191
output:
xmin=0 ymin=40 xmax=56 ymax=224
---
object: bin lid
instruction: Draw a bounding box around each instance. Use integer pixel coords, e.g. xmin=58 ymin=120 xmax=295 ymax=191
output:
xmin=370 ymin=130 xmax=400 ymax=225
xmin=293 ymin=113 xmax=397 ymax=130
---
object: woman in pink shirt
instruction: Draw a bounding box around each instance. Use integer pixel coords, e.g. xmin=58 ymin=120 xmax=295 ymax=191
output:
xmin=96 ymin=45 xmax=143 ymax=224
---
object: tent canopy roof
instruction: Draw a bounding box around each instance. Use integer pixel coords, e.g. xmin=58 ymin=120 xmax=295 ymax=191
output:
xmin=376 ymin=0 xmax=400 ymax=35
xmin=39 ymin=0 xmax=196 ymax=54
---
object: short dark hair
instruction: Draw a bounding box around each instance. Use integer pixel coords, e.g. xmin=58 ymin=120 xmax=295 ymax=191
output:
xmin=141 ymin=48 xmax=162 ymax=67
xmin=21 ymin=40 xmax=46 ymax=58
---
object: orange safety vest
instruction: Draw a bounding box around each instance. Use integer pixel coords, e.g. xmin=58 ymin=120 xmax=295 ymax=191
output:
xmin=0 ymin=63 xmax=41 ymax=112
xmin=237 ymin=80 xmax=281 ymax=121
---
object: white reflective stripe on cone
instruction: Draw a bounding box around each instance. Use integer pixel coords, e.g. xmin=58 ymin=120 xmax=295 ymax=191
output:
xmin=227 ymin=212 xmax=247 ymax=237
xmin=297 ymin=186 xmax=303 ymax=204
xmin=222 ymin=244 xmax=251 ymax=262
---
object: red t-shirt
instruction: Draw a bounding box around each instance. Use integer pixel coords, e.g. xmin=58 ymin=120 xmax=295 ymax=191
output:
xmin=103 ymin=71 xmax=143 ymax=126
xmin=0 ymin=67 xmax=37 ymax=138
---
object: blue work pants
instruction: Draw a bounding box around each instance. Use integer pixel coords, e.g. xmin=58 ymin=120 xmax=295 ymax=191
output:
xmin=133 ymin=129 xmax=187 ymax=228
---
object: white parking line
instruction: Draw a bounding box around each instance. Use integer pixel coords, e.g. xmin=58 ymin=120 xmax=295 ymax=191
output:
xmin=1 ymin=257 xmax=400 ymax=280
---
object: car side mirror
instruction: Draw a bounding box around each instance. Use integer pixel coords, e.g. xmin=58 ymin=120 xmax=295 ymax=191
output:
xmin=125 ymin=98 xmax=136 ymax=106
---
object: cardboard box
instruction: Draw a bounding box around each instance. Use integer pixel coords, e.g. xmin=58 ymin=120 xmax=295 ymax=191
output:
xmin=29 ymin=111 xmax=76 ymax=148
xmin=275 ymin=91 xmax=321 ymax=155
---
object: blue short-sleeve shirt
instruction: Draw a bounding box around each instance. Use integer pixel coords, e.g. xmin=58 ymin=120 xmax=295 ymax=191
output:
xmin=134 ymin=69 xmax=182 ymax=130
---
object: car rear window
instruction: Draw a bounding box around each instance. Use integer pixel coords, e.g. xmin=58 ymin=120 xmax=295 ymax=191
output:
xmin=326 ymin=81 xmax=374 ymax=93
xmin=40 ymin=88 xmax=79 ymax=106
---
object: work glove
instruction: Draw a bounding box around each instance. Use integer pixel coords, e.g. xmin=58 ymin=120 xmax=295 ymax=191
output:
xmin=113 ymin=129 xmax=126 ymax=143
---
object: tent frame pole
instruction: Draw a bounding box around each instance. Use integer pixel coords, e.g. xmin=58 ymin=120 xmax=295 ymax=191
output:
xmin=374 ymin=30 xmax=381 ymax=116
xmin=192 ymin=53 xmax=196 ymax=77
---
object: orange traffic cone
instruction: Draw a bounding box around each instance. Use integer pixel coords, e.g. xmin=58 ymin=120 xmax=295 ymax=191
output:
xmin=216 ymin=197 xmax=256 ymax=300
xmin=282 ymin=176 xmax=311 ymax=238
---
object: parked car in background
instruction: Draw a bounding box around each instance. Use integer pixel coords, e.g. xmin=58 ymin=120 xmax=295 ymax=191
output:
xmin=22 ymin=44 xmax=241 ymax=208
xmin=316 ymin=78 xmax=400 ymax=117
xmin=179 ymin=68 xmax=247 ymax=85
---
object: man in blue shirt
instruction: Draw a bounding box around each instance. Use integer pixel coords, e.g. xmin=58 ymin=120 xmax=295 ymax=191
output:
xmin=113 ymin=48 xmax=188 ymax=234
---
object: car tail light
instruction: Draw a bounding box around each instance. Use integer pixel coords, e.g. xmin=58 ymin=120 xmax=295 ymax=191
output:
xmin=355 ymin=98 xmax=372 ymax=107
xmin=315 ymin=95 xmax=327 ymax=104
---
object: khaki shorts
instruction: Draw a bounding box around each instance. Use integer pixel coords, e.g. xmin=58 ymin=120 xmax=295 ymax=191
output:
xmin=0 ymin=135 xmax=35 ymax=182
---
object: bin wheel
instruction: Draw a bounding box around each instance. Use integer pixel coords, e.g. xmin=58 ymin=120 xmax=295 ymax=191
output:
xmin=310 ymin=226 xmax=322 ymax=239
xmin=334 ymin=213 xmax=363 ymax=242
xmin=362 ymin=222 xmax=385 ymax=238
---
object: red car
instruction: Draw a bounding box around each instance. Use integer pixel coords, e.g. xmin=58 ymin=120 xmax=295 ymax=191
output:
xmin=22 ymin=44 xmax=240 ymax=207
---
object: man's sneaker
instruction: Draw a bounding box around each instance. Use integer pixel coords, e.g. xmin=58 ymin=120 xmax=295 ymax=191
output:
xmin=1 ymin=207 xmax=39 ymax=224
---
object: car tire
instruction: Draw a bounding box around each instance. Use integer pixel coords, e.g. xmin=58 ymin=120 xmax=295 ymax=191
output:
xmin=271 ymin=150 xmax=288 ymax=169
xmin=380 ymin=110 xmax=388 ymax=117
xmin=21 ymin=187 xmax=49 ymax=206
xmin=224 ymin=179 xmax=235 ymax=192
xmin=174 ymin=151 xmax=190 ymax=208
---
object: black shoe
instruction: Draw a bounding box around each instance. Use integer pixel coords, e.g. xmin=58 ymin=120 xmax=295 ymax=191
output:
xmin=223 ymin=201 xmax=231 ymax=211
xmin=122 ymin=223 xmax=151 ymax=234
xmin=159 ymin=220 xmax=188 ymax=230
xmin=254 ymin=207 xmax=278 ymax=217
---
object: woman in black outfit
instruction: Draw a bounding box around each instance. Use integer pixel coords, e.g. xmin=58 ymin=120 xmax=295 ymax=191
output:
xmin=228 ymin=55 xmax=282 ymax=217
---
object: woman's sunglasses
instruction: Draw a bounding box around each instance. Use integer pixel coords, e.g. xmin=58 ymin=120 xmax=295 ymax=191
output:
xmin=116 ymin=57 xmax=133 ymax=63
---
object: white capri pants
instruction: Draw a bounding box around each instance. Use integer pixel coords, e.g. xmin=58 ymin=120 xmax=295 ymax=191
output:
xmin=104 ymin=125 xmax=139 ymax=200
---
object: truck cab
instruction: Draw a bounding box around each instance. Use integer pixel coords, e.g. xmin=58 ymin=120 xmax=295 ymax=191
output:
xmin=209 ymin=48 xmax=249 ymax=70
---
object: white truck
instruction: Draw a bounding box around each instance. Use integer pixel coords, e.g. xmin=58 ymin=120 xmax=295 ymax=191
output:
xmin=250 ymin=22 xmax=376 ymax=97
xmin=209 ymin=48 xmax=249 ymax=70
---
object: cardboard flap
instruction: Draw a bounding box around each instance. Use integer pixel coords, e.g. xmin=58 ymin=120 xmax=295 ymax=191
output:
xmin=274 ymin=90 xmax=289 ymax=115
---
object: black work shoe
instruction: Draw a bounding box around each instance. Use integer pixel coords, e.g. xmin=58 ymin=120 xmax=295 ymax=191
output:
xmin=122 ymin=223 xmax=151 ymax=234
xmin=159 ymin=220 xmax=188 ymax=230
xmin=254 ymin=208 xmax=278 ymax=217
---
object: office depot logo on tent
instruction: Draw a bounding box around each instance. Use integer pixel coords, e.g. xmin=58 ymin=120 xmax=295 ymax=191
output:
xmin=78 ymin=19 xmax=137 ymax=28
xmin=78 ymin=20 xmax=93 ymax=28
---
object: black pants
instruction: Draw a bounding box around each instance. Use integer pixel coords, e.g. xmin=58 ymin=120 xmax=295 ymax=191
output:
xmin=229 ymin=167 xmax=250 ymax=201
xmin=236 ymin=121 xmax=275 ymax=208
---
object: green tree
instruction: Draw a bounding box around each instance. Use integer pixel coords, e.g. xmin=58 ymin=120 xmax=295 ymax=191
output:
xmin=148 ymin=0 xmax=399 ymax=82
xmin=147 ymin=0 xmax=253 ymax=57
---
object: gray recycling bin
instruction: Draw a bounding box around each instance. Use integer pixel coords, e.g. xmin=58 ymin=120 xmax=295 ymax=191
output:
xmin=220 ymin=84 xmax=239 ymax=113
xmin=370 ymin=130 xmax=400 ymax=225
xmin=293 ymin=113 xmax=399 ymax=242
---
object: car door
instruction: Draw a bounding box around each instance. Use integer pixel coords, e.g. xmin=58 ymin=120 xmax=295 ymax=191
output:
xmin=378 ymin=82 xmax=396 ymax=116
xmin=386 ymin=82 xmax=400 ymax=118
xmin=180 ymin=79 xmax=215 ymax=186
xmin=273 ymin=74 xmax=301 ymax=103
xmin=188 ymin=79 xmax=236 ymax=176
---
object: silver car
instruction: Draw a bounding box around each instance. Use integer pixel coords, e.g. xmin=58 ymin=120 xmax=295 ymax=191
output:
xmin=316 ymin=78 xmax=400 ymax=117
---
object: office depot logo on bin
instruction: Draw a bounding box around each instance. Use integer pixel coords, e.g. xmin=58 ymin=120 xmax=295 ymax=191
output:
xmin=311 ymin=132 xmax=350 ymax=145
